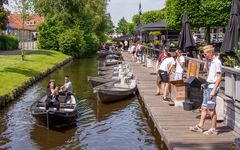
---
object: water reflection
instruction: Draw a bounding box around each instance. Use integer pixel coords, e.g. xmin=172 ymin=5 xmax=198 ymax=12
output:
xmin=93 ymin=97 xmax=134 ymax=122
xmin=30 ymin=124 xmax=76 ymax=149
xmin=0 ymin=57 xmax=162 ymax=150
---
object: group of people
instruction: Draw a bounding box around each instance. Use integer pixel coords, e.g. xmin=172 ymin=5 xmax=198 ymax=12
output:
xmin=155 ymin=46 xmax=185 ymax=101
xmin=45 ymin=75 xmax=73 ymax=111
xmin=153 ymin=44 xmax=222 ymax=135
xmin=129 ymin=41 xmax=144 ymax=63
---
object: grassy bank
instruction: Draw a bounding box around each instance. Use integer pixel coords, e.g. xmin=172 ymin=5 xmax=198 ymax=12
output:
xmin=0 ymin=50 xmax=71 ymax=97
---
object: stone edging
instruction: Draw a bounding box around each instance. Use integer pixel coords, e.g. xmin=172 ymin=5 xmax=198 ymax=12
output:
xmin=0 ymin=57 xmax=73 ymax=108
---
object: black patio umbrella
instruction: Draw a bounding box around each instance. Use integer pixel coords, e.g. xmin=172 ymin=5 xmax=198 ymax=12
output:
xmin=221 ymin=0 xmax=240 ymax=53
xmin=178 ymin=12 xmax=196 ymax=52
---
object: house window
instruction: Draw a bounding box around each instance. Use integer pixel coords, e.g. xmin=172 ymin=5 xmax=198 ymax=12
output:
xmin=25 ymin=20 xmax=35 ymax=25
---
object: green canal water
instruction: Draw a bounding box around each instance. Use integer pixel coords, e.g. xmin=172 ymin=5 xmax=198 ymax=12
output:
xmin=0 ymin=57 xmax=167 ymax=150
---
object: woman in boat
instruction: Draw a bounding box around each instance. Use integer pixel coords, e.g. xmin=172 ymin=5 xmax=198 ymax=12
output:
xmin=45 ymin=80 xmax=60 ymax=111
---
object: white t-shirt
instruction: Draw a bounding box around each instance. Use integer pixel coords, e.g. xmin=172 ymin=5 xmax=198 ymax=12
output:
xmin=63 ymin=81 xmax=73 ymax=92
xmin=175 ymin=56 xmax=185 ymax=73
xmin=193 ymin=35 xmax=198 ymax=43
xmin=159 ymin=57 xmax=175 ymax=71
xmin=124 ymin=41 xmax=128 ymax=46
xmin=206 ymin=57 xmax=222 ymax=88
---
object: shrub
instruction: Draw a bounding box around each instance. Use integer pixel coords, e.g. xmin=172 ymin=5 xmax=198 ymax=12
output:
xmin=37 ymin=17 xmax=65 ymax=50
xmin=106 ymin=39 xmax=113 ymax=46
xmin=0 ymin=36 xmax=19 ymax=50
xmin=84 ymin=33 xmax=100 ymax=56
xmin=58 ymin=28 xmax=86 ymax=58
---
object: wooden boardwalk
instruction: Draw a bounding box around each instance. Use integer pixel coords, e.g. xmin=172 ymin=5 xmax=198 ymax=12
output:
xmin=122 ymin=52 xmax=237 ymax=150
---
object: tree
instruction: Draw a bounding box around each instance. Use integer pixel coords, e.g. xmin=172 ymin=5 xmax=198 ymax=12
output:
xmin=31 ymin=0 xmax=111 ymax=57
xmin=131 ymin=10 xmax=165 ymax=35
xmin=0 ymin=0 xmax=8 ymax=30
xmin=0 ymin=7 xmax=8 ymax=30
xmin=164 ymin=0 xmax=232 ymax=43
xmin=132 ymin=10 xmax=165 ymax=26
xmin=127 ymin=23 xmax=135 ymax=35
xmin=0 ymin=0 xmax=8 ymax=7
xmin=105 ymin=13 xmax=114 ymax=35
xmin=165 ymin=0 xmax=201 ymax=29
xmin=37 ymin=16 xmax=65 ymax=50
xmin=199 ymin=0 xmax=231 ymax=43
xmin=12 ymin=0 xmax=34 ymax=60
xmin=116 ymin=17 xmax=128 ymax=35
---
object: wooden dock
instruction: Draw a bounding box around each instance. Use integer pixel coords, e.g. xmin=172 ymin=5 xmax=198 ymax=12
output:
xmin=122 ymin=52 xmax=237 ymax=150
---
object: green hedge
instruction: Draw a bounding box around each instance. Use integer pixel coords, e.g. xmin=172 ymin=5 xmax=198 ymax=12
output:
xmin=0 ymin=36 xmax=19 ymax=51
xmin=58 ymin=28 xmax=86 ymax=58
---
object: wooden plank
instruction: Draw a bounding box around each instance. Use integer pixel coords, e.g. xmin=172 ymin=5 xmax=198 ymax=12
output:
xmin=186 ymin=60 xmax=200 ymax=78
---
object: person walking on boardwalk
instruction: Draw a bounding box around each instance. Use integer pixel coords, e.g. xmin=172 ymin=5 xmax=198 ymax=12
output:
xmin=155 ymin=46 xmax=171 ymax=96
xmin=189 ymin=45 xmax=222 ymax=135
xmin=158 ymin=53 xmax=175 ymax=102
xmin=136 ymin=41 xmax=144 ymax=63
xmin=124 ymin=39 xmax=128 ymax=51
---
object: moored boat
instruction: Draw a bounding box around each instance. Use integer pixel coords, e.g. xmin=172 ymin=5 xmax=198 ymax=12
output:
xmin=88 ymin=76 xmax=118 ymax=88
xmin=95 ymin=79 xmax=137 ymax=103
xmin=105 ymin=59 xmax=121 ymax=66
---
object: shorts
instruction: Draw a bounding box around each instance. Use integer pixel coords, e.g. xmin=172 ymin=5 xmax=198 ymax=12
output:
xmin=202 ymin=88 xmax=219 ymax=110
xmin=159 ymin=70 xmax=169 ymax=83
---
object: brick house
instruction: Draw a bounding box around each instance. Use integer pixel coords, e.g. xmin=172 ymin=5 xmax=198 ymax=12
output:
xmin=5 ymin=13 xmax=44 ymax=46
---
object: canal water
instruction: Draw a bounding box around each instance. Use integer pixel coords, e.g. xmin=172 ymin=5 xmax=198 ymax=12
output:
xmin=0 ymin=57 xmax=166 ymax=150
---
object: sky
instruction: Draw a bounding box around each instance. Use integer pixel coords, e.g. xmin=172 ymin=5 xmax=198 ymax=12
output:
xmin=107 ymin=0 xmax=165 ymax=26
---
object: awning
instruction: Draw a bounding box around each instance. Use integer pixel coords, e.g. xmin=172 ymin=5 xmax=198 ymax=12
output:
xmin=142 ymin=20 xmax=167 ymax=31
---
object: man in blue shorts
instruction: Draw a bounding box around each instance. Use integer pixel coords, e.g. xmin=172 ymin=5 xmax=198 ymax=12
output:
xmin=189 ymin=45 xmax=222 ymax=135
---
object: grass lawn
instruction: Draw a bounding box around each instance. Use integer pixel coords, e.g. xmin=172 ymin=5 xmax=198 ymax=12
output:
xmin=0 ymin=50 xmax=71 ymax=96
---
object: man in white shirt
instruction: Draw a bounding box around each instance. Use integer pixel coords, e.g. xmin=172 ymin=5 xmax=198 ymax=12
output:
xmin=124 ymin=40 xmax=128 ymax=51
xmin=60 ymin=75 xmax=73 ymax=102
xmin=175 ymin=49 xmax=185 ymax=80
xmin=189 ymin=45 xmax=222 ymax=135
xmin=192 ymin=32 xmax=198 ymax=45
xmin=159 ymin=55 xmax=175 ymax=102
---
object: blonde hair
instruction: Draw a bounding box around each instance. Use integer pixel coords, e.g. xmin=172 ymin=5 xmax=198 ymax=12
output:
xmin=203 ymin=45 xmax=214 ymax=52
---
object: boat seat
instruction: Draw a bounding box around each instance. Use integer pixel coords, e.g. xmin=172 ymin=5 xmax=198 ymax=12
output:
xmin=36 ymin=102 xmax=74 ymax=109
xmin=114 ymin=83 xmax=131 ymax=88
xmin=114 ymin=79 xmax=136 ymax=89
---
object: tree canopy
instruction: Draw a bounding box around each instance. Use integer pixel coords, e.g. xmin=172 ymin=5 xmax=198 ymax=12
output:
xmin=133 ymin=10 xmax=164 ymax=26
xmin=31 ymin=0 xmax=113 ymax=57
xmin=164 ymin=0 xmax=232 ymax=29
xmin=116 ymin=17 xmax=128 ymax=35
xmin=0 ymin=7 xmax=8 ymax=30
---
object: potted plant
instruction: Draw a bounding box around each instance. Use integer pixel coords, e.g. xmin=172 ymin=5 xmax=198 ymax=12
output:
xmin=222 ymin=55 xmax=235 ymax=67
xmin=221 ymin=51 xmax=240 ymax=100
xmin=234 ymin=49 xmax=240 ymax=69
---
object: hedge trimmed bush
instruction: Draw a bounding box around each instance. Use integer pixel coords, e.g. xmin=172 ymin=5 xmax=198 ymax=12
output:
xmin=0 ymin=36 xmax=19 ymax=51
xmin=58 ymin=28 xmax=86 ymax=58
